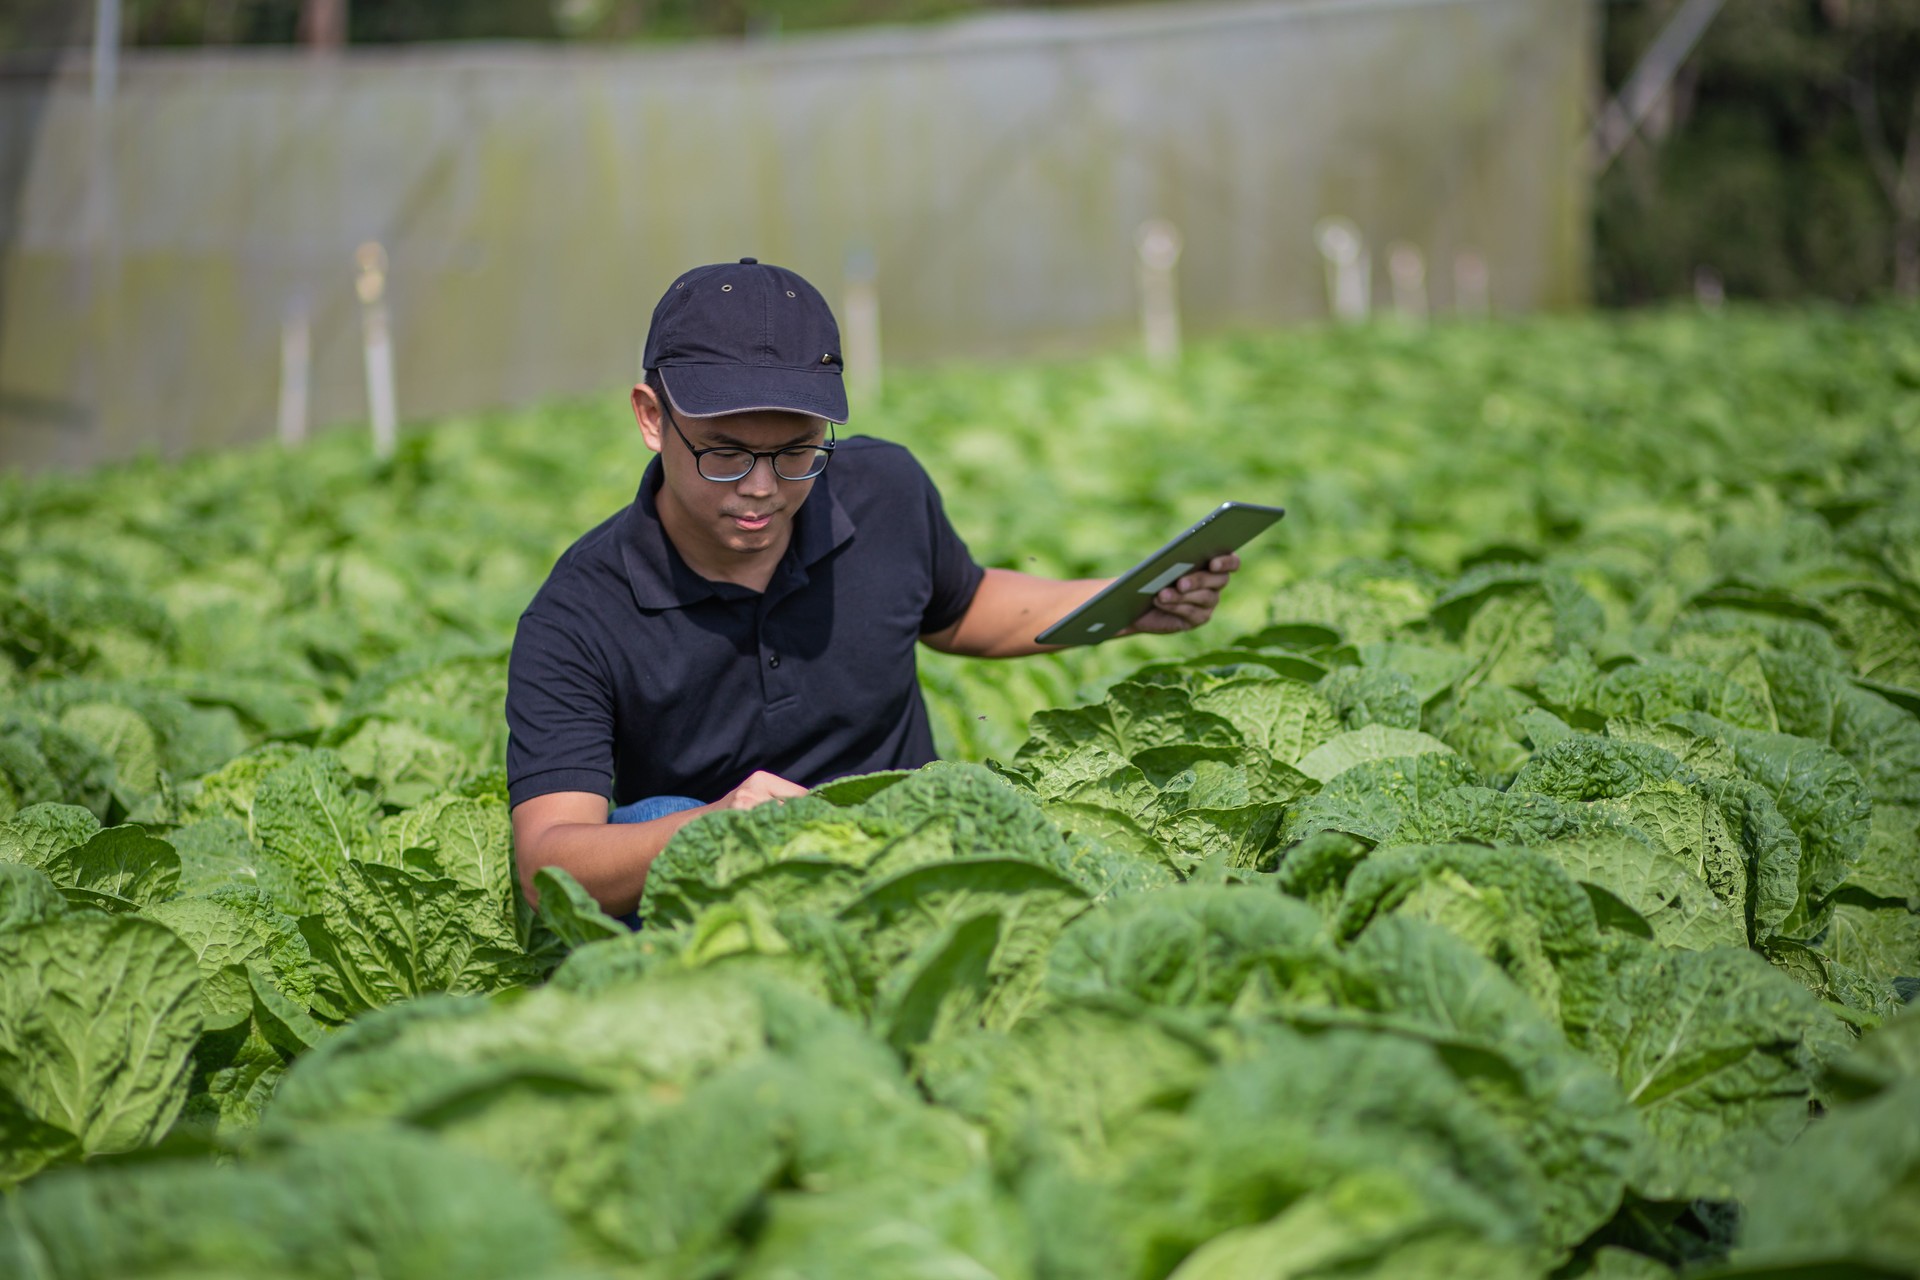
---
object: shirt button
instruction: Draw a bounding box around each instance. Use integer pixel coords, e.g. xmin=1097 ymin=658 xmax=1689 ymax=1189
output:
xmin=768 ymin=653 xmax=781 ymax=668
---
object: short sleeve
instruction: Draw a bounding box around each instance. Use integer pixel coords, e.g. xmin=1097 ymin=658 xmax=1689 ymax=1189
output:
xmin=917 ymin=465 xmax=986 ymax=635
xmin=505 ymin=604 xmax=616 ymax=808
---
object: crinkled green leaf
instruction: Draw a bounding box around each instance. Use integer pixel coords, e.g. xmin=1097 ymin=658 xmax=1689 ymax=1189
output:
xmin=1846 ymin=804 xmax=1920 ymax=909
xmin=1312 ymin=919 xmax=1640 ymax=1252
xmin=1273 ymin=831 xmax=1374 ymax=916
xmin=250 ymin=750 xmax=379 ymax=914
xmin=1579 ymin=939 xmax=1843 ymax=1202
xmin=1594 ymin=657 xmax=1773 ymax=731
xmin=0 ymin=1128 xmax=575 ymax=1279
xmin=1017 ymin=681 xmax=1244 ymax=774
xmin=1510 ymin=734 xmax=1686 ymax=802
xmin=1825 ymin=900 xmax=1920 ymax=990
xmin=1392 ymin=784 xmax=1601 ymax=848
xmin=1757 ymin=651 xmax=1920 ymax=807
xmin=811 ymin=770 xmax=913 ymax=807
xmin=1046 ymin=885 xmax=1334 ymax=1012
xmin=0 ymin=914 xmax=202 ymax=1154
xmin=1540 ymin=837 xmax=1746 ymax=952
xmin=1294 ymin=726 xmax=1460 ymax=785
xmin=145 ymin=884 xmax=315 ymax=1011
xmin=168 ymin=815 xmax=306 ymax=908
xmin=1336 ymin=843 xmax=1613 ymax=1033
xmin=532 ymin=865 xmax=628 ymax=949
xmin=58 ymin=701 xmax=165 ymax=806
xmin=179 ymin=742 xmax=309 ymax=826
xmin=0 ymin=1081 xmax=80 ymax=1192
xmin=305 ymin=860 xmax=544 ymax=1017
xmin=1189 ymin=677 xmax=1343 ymax=765
xmin=1700 ymin=774 xmax=1805 ymax=943
xmin=1730 ymin=1077 xmax=1920 ymax=1274
xmin=0 ymin=803 xmax=100 ymax=869
xmin=828 ymin=856 xmax=1093 ymax=1032
xmin=1670 ymin=714 xmax=1871 ymax=909
xmin=35 ymin=824 xmax=180 ymax=909
xmin=0 ymin=863 xmax=68 ymax=934
xmin=1317 ymin=665 xmax=1423 ymax=731
xmin=1281 ymin=752 xmax=1482 ymax=844
xmin=1594 ymin=782 xmax=1749 ymax=926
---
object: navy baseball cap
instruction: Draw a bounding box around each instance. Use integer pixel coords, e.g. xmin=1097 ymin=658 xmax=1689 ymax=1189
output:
xmin=642 ymin=258 xmax=848 ymax=424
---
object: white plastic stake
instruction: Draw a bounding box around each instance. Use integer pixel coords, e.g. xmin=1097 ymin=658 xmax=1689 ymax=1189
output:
xmin=1387 ymin=242 xmax=1428 ymax=322
xmin=277 ymin=295 xmax=311 ymax=446
xmin=842 ymin=246 xmax=882 ymax=413
xmin=1453 ymin=249 xmax=1490 ymax=318
xmin=355 ymin=242 xmax=398 ymax=460
xmin=1314 ymin=217 xmax=1370 ymax=323
xmin=1135 ymin=218 xmax=1183 ymax=366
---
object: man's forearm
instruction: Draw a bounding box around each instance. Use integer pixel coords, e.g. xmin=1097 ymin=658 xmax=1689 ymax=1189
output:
xmin=922 ymin=568 xmax=1112 ymax=659
xmin=517 ymin=805 xmax=710 ymax=917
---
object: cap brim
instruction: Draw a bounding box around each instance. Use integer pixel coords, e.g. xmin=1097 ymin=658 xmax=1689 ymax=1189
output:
xmin=658 ymin=365 xmax=849 ymax=424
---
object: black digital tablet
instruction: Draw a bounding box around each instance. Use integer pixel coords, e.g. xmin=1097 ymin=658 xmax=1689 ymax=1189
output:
xmin=1033 ymin=501 xmax=1286 ymax=646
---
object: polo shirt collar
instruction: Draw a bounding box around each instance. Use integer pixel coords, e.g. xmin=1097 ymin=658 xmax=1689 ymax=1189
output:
xmin=619 ymin=457 xmax=856 ymax=611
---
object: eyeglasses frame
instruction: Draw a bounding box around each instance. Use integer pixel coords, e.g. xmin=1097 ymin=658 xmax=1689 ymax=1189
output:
xmin=660 ymin=398 xmax=837 ymax=483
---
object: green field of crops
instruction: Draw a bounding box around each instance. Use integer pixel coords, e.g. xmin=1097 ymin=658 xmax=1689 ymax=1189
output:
xmin=2 ymin=304 xmax=1918 ymax=1278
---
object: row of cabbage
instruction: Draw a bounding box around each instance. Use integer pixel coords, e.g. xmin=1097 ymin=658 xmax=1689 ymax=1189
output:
xmin=2 ymin=305 xmax=1918 ymax=1276
xmin=2 ymin=553 xmax=1916 ymax=1275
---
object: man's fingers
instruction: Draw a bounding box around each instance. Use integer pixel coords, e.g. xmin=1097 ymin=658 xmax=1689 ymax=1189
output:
xmin=1156 ymin=586 xmax=1221 ymax=611
xmin=1161 ymin=569 xmax=1231 ymax=596
xmin=729 ymin=770 xmax=810 ymax=809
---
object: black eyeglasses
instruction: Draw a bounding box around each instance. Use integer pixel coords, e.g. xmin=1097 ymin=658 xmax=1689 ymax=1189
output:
xmin=662 ymin=401 xmax=836 ymax=483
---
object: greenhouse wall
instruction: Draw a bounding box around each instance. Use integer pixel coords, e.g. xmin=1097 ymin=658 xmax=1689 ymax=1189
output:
xmin=0 ymin=0 xmax=1593 ymax=470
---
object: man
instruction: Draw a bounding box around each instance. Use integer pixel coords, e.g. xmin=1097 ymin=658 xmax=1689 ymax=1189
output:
xmin=507 ymin=258 xmax=1238 ymax=919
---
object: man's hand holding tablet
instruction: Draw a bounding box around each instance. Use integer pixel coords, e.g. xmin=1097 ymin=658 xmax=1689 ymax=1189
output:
xmin=1033 ymin=502 xmax=1286 ymax=647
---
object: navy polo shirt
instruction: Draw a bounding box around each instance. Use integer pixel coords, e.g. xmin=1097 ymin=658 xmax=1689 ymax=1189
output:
xmin=505 ymin=437 xmax=986 ymax=809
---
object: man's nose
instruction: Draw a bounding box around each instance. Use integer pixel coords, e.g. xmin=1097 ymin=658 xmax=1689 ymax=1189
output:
xmin=736 ymin=455 xmax=780 ymax=495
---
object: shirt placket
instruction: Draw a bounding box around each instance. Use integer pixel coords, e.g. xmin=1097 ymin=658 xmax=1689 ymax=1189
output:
xmin=757 ymin=575 xmax=801 ymax=713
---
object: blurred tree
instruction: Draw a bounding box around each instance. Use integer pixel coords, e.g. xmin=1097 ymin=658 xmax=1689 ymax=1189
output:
xmin=1597 ymin=0 xmax=1920 ymax=304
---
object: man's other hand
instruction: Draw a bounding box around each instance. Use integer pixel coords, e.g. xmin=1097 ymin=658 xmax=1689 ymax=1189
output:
xmin=716 ymin=770 xmax=810 ymax=811
xmin=1121 ymin=553 xmax=1241 ymax=635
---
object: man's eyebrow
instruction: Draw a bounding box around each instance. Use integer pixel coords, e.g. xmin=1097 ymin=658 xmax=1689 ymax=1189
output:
xmin=698 ymin=423 xmax=826 ymax=449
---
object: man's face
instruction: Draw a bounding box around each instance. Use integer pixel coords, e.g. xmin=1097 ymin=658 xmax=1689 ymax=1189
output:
xmin=632 ymin=383 xmax=830 ymax=577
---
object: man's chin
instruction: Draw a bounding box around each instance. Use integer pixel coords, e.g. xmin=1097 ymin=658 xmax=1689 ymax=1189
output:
xmin=718 ymin=515 xmax=785 ymax=550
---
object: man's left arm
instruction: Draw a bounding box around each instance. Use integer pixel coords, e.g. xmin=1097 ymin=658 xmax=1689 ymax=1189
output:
xmin=921 ymin=554 xmax=1240 ymax=659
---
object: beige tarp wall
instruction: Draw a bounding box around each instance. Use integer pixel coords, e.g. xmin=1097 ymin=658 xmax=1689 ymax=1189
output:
xmin=0 ymin=0 xmax=1593 ymax=471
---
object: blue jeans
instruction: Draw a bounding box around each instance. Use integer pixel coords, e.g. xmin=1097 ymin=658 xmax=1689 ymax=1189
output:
xmin=607 ymin=795 xmax=703 ymax=930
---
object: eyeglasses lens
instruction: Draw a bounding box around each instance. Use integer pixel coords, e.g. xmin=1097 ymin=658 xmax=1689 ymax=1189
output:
xmin=696 ymin=448 xmax=831 ymax=482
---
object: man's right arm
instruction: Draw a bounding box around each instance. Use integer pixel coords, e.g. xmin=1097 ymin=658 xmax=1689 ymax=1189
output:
xmin=511 ymin=770 xmax=809 ymax=917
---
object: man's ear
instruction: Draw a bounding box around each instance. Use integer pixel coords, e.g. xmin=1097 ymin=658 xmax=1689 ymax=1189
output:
xmin=631 ymin=382 xmax=665 ymax=454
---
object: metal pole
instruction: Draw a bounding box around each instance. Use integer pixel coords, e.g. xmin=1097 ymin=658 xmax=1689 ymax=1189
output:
xmin=1387 ymin=242 xmax=1428 ymax=322
xmin=1453 ymin=249 xmax=1489 ymax=319
xmin=278 ymin=296 xmax=311 ymax=446
xmin=92 ymin=0 xmax=120 ymax=114
xmin=843 ymin=246 xmax=883 ymax=414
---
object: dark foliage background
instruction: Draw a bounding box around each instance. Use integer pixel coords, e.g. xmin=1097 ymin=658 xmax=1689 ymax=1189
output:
xmin=1597 ymin=0 xmax=1920 ymax=306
